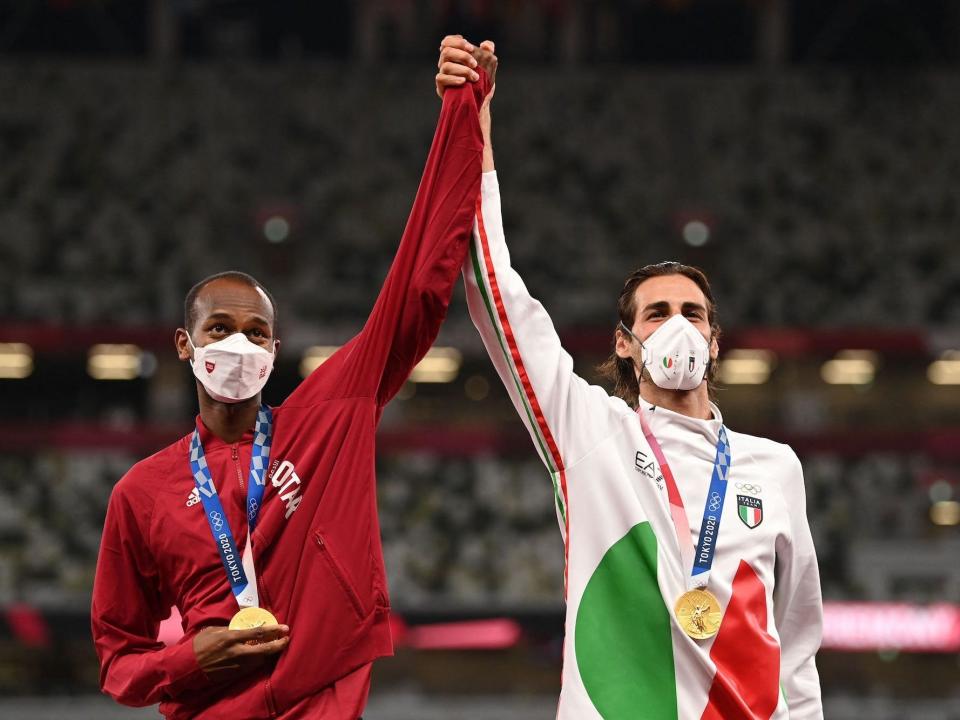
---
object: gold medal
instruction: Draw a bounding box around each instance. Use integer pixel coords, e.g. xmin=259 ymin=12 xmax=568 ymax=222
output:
xmin=674 ymin=589 xmax=723 ymax=640
xmin=229 ymin=606 xmax=279 ymax=631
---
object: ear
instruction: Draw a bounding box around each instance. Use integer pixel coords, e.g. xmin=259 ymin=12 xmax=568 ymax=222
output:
xmin=174 ymin=328 xmax=192 ymax=362
xmin=615 ymin=328 xmax=633 ymax=360
xmin=709 ymin=334 xmax=719 ymax=362
xmin=272 ymin=338 xmax=281 ymax=360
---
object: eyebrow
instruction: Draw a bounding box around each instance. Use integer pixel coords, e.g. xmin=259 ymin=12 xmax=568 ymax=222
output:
xmin=640 ymin=301 xmax=707 ymax=315
xmin=682 ymin=302 xmax=708 ymax=315
xmin=204 ymin=311 xmax=272 ymax=326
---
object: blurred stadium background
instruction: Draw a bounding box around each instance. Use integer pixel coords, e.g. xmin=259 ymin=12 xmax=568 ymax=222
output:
xmin=1 ymin=1 xmax=959 ymax=718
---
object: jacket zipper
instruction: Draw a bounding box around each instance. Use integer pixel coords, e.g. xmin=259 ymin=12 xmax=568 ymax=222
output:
xmin=232 ymin=443 xmax=244 ymax=490
xmin=314 ymin=532 xmax=366 ymax=619
xmin=265 ymin=677 xmax=278 ymax=717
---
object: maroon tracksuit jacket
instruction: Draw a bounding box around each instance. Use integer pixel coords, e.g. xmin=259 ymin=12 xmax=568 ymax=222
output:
xmin=91 ymin=71 xmax=490 ymax=719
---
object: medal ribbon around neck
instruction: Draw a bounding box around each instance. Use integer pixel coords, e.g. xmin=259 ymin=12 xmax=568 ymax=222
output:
xmin=636 ymin=408 xmax=732 ymax=592
xmin=189 ymin=404 xmax=273 ymax=609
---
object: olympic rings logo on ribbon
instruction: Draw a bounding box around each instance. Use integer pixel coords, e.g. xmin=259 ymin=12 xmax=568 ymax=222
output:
xmin=248 ymin=498 xmax=259 ymax=521
xmin=209 ymin=511 xmax=224 ymax=531
xmin=708 ymin=492 xmax=722 ymax=512
xmin=735 ymin=483 xmax=762 ymax=494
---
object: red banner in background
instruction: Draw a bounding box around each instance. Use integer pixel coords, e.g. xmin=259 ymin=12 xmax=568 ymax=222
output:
xmin=147 ymin=602 xmax=960 ymax=654
xmin=821 ymin=602 xmax=960 ymax=653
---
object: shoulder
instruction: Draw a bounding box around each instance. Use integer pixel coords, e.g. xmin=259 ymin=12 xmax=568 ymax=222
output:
xmin=572 ymin=381 xmax=640 ymax=439
xmin=278 ymin=336 xmax=370 ymax=408
xmin=727 ymin=428 xmax=799 ymax=464
xmin=111 ymin=434 xmax=191 ymax=508
xmin=726 ymin=428 xmax=803 ymax=477
xmin=726 ymin=427 xmax=806 ymax=497
xmin=603 ymin=388 xmax=638 ymax=418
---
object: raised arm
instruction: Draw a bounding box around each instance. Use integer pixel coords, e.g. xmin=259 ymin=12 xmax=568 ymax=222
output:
xmin=289 ymin=47 xmax=493 ymax=412
xmin=466 ymin=173 xmax=626 ymax=528
xmin=438 ymin=42 xmax=626 ymax=529
xmin=773 ymin=453 xmax=824 ymax=719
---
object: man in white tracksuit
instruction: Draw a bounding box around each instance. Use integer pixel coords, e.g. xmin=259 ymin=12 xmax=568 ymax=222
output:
xmin=436 ymin=37 xmax=824 ymax=719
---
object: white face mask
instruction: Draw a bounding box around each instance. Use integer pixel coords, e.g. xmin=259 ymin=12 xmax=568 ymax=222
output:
xmin=622 ymin=314 xmax=711 ymax=391
xmin=187 ymin=332 xmax=275 ymax=403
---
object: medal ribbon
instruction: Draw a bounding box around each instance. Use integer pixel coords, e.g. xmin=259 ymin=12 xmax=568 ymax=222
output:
xmin=637 ymin=408 xmax=731 ymax=591
xmin=189 ymin=404 xmax=273 ymax=608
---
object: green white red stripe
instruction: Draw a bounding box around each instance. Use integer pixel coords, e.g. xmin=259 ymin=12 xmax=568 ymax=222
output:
xmin=471 ymin=196 xmax=571 ymax=601
xmin=740 ymin=505 xmax=761 ymax=526
xmin=471 ymin=198 xmax=569 ymax=525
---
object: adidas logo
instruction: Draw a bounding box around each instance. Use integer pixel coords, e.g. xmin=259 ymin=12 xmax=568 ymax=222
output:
xmin=186 ymin=487 xmax=201 ymax=508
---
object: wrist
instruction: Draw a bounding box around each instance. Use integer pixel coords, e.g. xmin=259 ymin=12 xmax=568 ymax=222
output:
xmin=482 ymin=144 xmax=495 ymax=172
xmin=166 ymin=634 xmax=212 ymax=695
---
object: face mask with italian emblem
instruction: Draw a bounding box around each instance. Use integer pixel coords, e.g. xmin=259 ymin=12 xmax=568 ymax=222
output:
xmin=622 ymin=314 xmax=711 ymax=391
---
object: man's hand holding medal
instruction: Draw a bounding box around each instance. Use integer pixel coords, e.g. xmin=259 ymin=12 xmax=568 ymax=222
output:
xmin=192 ymin=620 xmax=290 ymax=678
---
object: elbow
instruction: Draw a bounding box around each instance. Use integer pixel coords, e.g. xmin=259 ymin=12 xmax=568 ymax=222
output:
xmin=106 ymin=692 xmax=155 ymax=709
xmin=99 ymin=662 xmax=157 ymax=708
xmin=408 ymin=274 xmax=452 ymax=326
xmin=101 ymin=682 xmax=155 ymax=708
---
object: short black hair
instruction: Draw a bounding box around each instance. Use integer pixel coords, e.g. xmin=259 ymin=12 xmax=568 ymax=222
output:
xmin=183 ymin=271 xmax=278 ymax=334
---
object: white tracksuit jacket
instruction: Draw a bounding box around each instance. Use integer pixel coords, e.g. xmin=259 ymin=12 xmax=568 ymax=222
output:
xmin=463 ymin=171 xmax=823 ymax=720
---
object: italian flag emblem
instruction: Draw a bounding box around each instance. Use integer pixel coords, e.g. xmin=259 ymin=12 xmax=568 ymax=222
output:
xmin=737 ymin=495 xmax=763 ymax=528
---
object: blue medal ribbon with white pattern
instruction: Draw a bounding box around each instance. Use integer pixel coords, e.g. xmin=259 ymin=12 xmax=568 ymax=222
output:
xmin=690 ymin=425 xmax=731 ymax=585
xmin=188 ymin=404 xmax=272 ymax=602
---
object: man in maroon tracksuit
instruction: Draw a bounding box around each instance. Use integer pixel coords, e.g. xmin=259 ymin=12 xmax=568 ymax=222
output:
xmin=92 ymin=43 xmax=494 ymax=719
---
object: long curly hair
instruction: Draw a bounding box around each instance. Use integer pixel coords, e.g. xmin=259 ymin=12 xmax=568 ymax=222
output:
xmin=597 ymin=261 xmax=721 ymax=408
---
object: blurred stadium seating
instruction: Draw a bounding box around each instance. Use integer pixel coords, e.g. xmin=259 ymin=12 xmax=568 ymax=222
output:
xmin=2 ymin=65 xmax=960 ymax=331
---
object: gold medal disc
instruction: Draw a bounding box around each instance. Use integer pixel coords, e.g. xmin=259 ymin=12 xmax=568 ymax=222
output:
xmin=674 ymin=589 xmax=723 ymax=640
xmin=229 ymin=606 xmax=279 ymax=631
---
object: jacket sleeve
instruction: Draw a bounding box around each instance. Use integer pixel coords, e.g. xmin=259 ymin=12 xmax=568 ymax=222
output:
xmin=463 ymin=171 xmax=625 ymax=525
xmin=293 ymin=71 xmax=490 ymax=410
xmin=773 ymin=451 xmax=824 ymax=719
xmin=91 ymin=482 xmax=209 ymax=706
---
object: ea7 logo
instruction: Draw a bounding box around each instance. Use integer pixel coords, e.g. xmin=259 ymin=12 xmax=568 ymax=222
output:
xmin=270 ymin=460 xmax=303 ymax=519
xmin=635 ymin=450 xmax=655 ymax=478
xmin=635 ymin=450 xmax=664 ymax=490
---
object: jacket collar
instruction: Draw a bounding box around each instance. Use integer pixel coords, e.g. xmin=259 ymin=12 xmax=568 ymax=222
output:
xmin=194 ymin=413 xmax=255 ymax=451
xmin=641 ymin=401 xmax=724 ymax=444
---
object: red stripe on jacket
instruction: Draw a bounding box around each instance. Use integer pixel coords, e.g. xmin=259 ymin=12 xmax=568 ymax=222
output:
xmin=474 ymin=196 xmax=570 ymax=593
